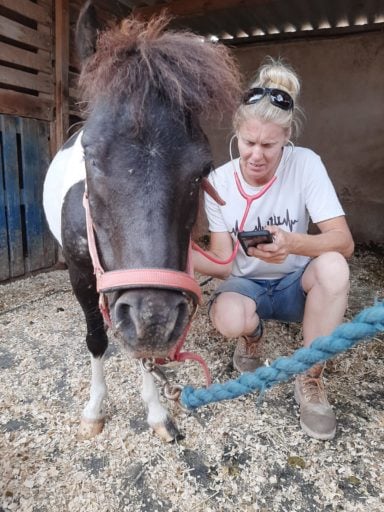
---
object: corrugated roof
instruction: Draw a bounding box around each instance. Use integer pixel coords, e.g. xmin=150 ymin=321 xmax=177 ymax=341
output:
xmin=117 ymin=0 xmax=384 ymax=43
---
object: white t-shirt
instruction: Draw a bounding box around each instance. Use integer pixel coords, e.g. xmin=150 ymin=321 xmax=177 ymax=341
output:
xmin=205 ymin=146 xmax=345 ymax=279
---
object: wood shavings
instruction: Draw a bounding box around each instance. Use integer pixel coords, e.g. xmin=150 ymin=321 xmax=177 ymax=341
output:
xmin=0 ymin=251 xmax=383 ymax=511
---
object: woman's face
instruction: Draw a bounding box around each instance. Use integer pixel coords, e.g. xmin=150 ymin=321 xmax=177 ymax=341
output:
xmin=237 ymin=117 xmax=289 ymax=186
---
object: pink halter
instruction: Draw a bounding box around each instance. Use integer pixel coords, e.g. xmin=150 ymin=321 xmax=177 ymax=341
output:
xmin=82 ymin=185 xmax=211 ymax=383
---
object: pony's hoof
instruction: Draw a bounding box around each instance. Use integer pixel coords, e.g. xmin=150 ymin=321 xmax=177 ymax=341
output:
xmin=152 ymin=416 xmax=183 ymax=443
xmin=78 ymin=417 xmax=105 ymax=439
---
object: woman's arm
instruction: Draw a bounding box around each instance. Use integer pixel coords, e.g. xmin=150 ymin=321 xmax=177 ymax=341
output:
xmin=248 ymin=216 xmax=354 ymax=263
xmin=192 ymin=231 xmax=234 ymax=278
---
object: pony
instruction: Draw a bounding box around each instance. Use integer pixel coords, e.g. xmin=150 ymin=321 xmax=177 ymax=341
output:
xmin=43 ymin=0 xmax=240 ymax=440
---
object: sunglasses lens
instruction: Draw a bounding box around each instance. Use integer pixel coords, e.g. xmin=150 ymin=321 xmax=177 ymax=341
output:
xmin=270 ymin=89 xmax=293 ymax=110
xmin=243 ymin=88 xmax=265 ymax=104
xmin=243 ymin=87 xmax=293 ymax=110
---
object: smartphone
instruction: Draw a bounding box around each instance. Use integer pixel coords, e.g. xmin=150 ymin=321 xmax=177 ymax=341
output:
xmin=238 ymin=229 xmax=274 ymax=255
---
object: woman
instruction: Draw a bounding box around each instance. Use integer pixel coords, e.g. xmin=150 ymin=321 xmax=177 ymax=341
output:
xmin=193 ymin=58 xmax=354 ymax=440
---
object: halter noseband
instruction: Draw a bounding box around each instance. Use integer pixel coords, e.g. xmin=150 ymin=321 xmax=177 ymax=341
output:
xmin=82 ymin=188 xmax=202 ymax=320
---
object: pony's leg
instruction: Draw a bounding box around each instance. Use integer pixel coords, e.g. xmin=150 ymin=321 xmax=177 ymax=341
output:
xmin=141 ymin=367 xmax=182 ymax=442
xmin=78 ymin=355 xmax=108 ymax=438
xmin=67 ymin=263 xmax=109 ymax=438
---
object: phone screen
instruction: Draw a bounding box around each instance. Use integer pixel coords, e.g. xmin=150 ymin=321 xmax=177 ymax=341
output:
xmin=237 ymin=230 xmax=273 ymax=255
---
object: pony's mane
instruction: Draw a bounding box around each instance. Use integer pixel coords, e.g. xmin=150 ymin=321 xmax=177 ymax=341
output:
xmin=78 ymin=15 xmax=241 ymax=117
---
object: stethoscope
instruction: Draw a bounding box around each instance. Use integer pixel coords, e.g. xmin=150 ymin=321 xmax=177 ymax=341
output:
xmin=193 ymin=135 xmax=293 ymax=265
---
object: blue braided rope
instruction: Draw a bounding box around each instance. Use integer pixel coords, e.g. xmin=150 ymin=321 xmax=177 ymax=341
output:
xmin=181 ymin=301 xmax=384 ymax=410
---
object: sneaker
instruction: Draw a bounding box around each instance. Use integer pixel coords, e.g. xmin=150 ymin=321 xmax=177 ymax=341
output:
xmin=233 ymin=321 xmax=264 ymax=373
xmin=294 ymin=370 xmax=336 ymax=440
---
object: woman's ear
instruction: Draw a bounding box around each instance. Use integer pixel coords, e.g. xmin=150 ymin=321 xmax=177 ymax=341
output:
xmin=284 ymin=127 xmax=292 ymax=146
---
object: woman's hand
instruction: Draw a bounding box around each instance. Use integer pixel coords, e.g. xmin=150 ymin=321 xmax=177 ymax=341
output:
xmin=247 ymin=226 xmax=290 ymax=263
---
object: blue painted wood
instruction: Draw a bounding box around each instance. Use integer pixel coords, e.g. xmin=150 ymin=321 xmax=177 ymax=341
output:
xmin=0 ymin=125 xmax=10 ymax=281
xmin=36 ymin=120 xmax=56 ymax=269
xmin=20 ymin=117 xmax=47 ymax=271
xmin=0 ymin=114 xmax=56 ymax=281
xmin=1 ymin=115 xmax=24 ymax=277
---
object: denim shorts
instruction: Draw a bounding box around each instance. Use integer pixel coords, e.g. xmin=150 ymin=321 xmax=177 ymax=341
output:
xmin=210 ymin=265 xmax=309 ymax=323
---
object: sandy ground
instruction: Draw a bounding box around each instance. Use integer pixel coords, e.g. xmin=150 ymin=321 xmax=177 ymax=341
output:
xmin=0 ymin=248 xmax=383 ymax=512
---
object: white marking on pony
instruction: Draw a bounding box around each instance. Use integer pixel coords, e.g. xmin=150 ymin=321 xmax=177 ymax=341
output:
xmin=82 ymin=355 xmax=107 ymax=422
xmin=141 ymin=366 xmax=169 ymax=427
xmin=140 ymin=365 xmax=180 ymax=441
xmin=43 ymin=131 xmax=86 ymax=246
xmin=75 ymin=235 xmax=89 ymax=255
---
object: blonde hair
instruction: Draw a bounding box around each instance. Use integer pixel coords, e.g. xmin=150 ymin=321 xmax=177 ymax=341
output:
xmin=233 ymin=57 xmax=304 ymax=139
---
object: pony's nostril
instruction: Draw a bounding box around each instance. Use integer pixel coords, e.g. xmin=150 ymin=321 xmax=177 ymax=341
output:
xmin=114 ymin=302 xmax=134 ymax=333
xmin=116 ymin=302 xmax=130 ymax=321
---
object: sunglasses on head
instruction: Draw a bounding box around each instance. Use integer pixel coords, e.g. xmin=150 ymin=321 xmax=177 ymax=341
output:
xmin=243 ymin=87 xmax=294 ymax=111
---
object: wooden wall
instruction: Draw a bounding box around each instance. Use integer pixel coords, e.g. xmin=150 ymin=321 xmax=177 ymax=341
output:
xmin=0 ymin=0 xmax=129 ymax=151
xmin=0 ymin=0 xmax=54 ymax=122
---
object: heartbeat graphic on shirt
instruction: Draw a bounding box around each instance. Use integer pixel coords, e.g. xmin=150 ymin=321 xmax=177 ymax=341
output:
xmin=231 ymin=209 xmax=299 ymax=235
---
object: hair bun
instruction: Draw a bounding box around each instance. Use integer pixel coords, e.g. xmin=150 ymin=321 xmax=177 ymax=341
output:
xmin=256 ymin=57 xmax=300 ymax=101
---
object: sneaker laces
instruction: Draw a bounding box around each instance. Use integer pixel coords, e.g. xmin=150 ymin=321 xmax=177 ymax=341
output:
xmin=243 ymin=336 xmax=263 ymax=357
xmin=299 ymin=375 xmax=327 ymax=403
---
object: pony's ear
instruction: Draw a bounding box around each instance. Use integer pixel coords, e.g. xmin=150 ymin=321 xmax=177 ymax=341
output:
xmin=75 ymin=0 xmax=102 ymax=64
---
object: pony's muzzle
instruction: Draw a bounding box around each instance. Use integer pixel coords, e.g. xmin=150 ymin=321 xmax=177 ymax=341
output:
xmin=111 ymin=289 xmax=190 ymax=358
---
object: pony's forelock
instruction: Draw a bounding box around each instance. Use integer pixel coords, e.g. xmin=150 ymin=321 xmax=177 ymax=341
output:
xmin=78 ymin=15 xmax=241 ymax=118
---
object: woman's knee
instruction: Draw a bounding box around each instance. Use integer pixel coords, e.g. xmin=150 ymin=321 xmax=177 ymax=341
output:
xmin=210 ymin=292 xmax=254 ymax=338
xmin=304 ymin=252 xmax=350 ymax=294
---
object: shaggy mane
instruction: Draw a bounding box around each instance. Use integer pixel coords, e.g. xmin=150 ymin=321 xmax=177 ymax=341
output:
xmin=78 ymin=15 xmax=241 ymax=117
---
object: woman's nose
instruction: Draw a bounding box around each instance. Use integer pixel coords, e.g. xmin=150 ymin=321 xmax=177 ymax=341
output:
xmin=250 ymin=145 xmax=263 ymax=160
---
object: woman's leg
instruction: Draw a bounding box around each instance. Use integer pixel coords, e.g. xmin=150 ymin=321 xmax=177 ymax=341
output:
xmin=296 ymin=252 xmax=350 ymax=440
xmin=301 ymin=251 xmax=350 ymax=348
xmin=210 ymin=291 xmax=259 ymax=338
xmin=210 ymin=291 xmax=265 ymax=371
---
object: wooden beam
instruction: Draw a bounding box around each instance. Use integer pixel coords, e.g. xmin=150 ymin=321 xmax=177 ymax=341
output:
xmin=132 ymin=0 xmax=271 ymax=19
xmin=54 ymin=0 xmax=69 ymax=152
xmin=0 ymin=65 xmax=53 ymax=94
xmin=0 ymin=15 xmax=51 ymax=50
xmin=0 ymin=90 xmax=53 ymax=121
xmin=0 ymin=0 xmax=51 ymax=25
xmin=0 ymin=42 xmax=51 ymax=73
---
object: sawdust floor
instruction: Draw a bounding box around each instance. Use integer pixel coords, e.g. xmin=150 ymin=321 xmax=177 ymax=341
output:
xmin=0 ymin=248 xmax=383 ymax=512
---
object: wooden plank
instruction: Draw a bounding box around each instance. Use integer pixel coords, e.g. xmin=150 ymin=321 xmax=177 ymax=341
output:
xmin=0 ymin=42 xmax=51 ymax=73
xmin=69 ymin=86 xmax=79 ymax=100
xmin=0 ymin=115 xmax=24 ymax=277
xmin=37 ymin=119 xmax=56 ymax=267
xmin=0 ymin=14 xmax=51 ymax=50
xmin=0 ymin=0 xmax=51 ymax=25
xmin=133 ymin=0 xmax=271 ymax=18
xmin=0 ymin=65 xmax=53 ymax=94
xmin=18 ymin=117 xmax=46 ymax=270
xmin=0 ymin=90 xmax=52 ymax=121
xmin=36 ymin=0 xmax=52 ymax=8
xmin=54 ymin=0 xmax=69 ymax=151
xmin=0 ymin=120 xmax=10 ymax=280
